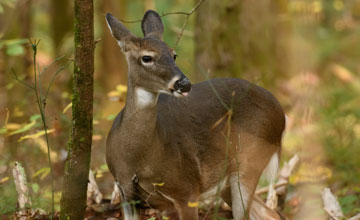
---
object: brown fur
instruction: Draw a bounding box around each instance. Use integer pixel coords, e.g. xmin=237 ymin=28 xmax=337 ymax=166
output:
xmin=105 ymin=11 xmax=285 ymax=220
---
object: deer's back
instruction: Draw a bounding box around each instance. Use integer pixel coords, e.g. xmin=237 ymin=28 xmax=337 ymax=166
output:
xmin=157 ymin=78 xmax=285 ymax=146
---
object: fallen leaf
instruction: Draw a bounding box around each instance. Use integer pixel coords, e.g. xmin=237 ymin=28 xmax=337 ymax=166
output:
xmin=18 ymin=129 xmax=55 ymax=142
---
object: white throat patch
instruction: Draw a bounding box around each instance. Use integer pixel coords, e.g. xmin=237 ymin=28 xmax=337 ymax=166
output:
xmin=135 ymin=87 xmax=155 ymax=107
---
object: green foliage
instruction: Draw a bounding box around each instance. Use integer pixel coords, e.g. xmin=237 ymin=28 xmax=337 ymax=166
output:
xmin=339 ymin=194 xmax=358 ymax=214
xmin=0 ymin=39 xmax=28 ymax=56
xmin=321 ymin=82 xmax=360 ymax=185
xmin=0 ymin=0 xmax=15 ymax=14
xmin=0 ymin=181 xmax=17 ymax=215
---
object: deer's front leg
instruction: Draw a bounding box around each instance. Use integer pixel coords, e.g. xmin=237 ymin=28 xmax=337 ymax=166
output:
xmin=174 ymin=199 xmax=199 ymax=220
xmin=117 ymin=183 xmax=139 ymax=220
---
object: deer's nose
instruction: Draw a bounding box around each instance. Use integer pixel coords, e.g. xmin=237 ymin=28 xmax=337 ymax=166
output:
xmin=174 ymin=77 xmax=191 ymax=94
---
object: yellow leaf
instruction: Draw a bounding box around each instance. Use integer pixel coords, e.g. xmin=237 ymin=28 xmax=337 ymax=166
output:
xmin=107 ymin=91 xmax=120 ymax=97
xmin=116 ymin=84 xmax=127 ymax=93
xmin=18 ymin=129 xmax=55 ymax=142
xmin=187 ymin=201 xmax=199 ymax=207
xmin=33 ymin=167 xmax=50 ymax=180
xmin=5 ymin=123 xmax=21 ymax=130
xmin=290 ymin=163 xmax=332 ymax=184
xmin=152 ymin=182 xmax=165 ymax=187
xmin=92 ymin=134 xmax=102 ymax=141
xmin=63 ymin=102 xmax=72 ymax=114
xmin=0 ymin=176 xmax=9 ymax=184
xmin=332 ymin=64 xmax=354 ymax=83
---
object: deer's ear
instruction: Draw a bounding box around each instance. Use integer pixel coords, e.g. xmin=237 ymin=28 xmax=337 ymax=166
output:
xmin=106 ymin=13 xmax=135 ymax=49
xmin=141 ymin=10 xmax=164 ymax=40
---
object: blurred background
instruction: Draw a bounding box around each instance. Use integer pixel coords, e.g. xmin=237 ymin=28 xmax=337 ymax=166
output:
xmin=0 ymin=0 xmax=360 ymax=219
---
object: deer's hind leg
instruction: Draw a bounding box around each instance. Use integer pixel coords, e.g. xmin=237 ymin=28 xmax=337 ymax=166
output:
xmin=222 ymin=135 xmax=280 ymax=220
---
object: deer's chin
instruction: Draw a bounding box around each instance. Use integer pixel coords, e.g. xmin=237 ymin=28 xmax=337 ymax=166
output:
xmin=159 ymin=89 xmax=189 ymax=98
xmin=172 ymin=90 xmax=189 ymax=98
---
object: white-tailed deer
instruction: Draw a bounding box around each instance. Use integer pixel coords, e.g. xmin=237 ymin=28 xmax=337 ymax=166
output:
xmin=105 ymin=10 xmax=285 ymax=220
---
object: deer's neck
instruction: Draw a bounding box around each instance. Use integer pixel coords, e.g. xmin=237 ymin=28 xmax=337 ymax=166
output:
xmin=122 ymin=79 xmax=159 ymax=139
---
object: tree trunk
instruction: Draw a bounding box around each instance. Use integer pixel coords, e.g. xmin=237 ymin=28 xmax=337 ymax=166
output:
xmin=99 ymin=0 xmax=127 ymax=88
xmin=195 ymin=0 xmax=290 ymax=87
xmin=60 ymin=0 xmax=94 ymax=219
xmin=51 ymin=0 xmax=72 ymax=57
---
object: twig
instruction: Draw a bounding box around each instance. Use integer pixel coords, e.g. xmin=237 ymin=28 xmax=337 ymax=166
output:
xmin=173 ymin=0 xmax=206 ymax=49
xmin=12 ymin=39 xmax=67 ymax=219
xmin=111 ymin=182 xmax=121 ymax=205
xmin=87 ymin=170 xmax=103 ymax=205
xmin=13 ymin=162 xmax=32 ymax=220
xmin=29 ymin=39 xmax=55 ymax=219
xmin=44 ymin=64 xmax=69 ymax=104
xmin=11 ymin=68 xmax=34 ymax=89
xmin=116 ymin=0 xmax=206 ymax=49
xmin=251 ymin=195 xmax=281 ymax=220
xmin=256 ymin=181 xmax=288 ymax=195
xmin=277 ymin=154 xmax=299 ymax=196
xmin=265 ymin=183 xmax=278 ymax=210
xmin=322 ymin=188 xmax=344 ymax=220
xmin=348 ymin=213 xmax=360 ymax=220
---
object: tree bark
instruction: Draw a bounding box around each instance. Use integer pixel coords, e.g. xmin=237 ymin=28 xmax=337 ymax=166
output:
xmin=195 ymin=0 xmax=290 ymax=87
xmin=60 ymin=0 xmax=94 ymax=219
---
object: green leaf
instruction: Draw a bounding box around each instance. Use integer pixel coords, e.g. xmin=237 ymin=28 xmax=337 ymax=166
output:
xmin=0 ymin=127 xmax=7 ymax=134
xmin=106 ymin=114 xmax=117 ymax=121
xmin=339 ymin=194 xmax=357 ymax=214
xmin=99 ymin=164 xmax=109 ymax=172
xmin=8 ymin=120 xmax=36 ymax=136
xmin=31 ymin=183 xmax=39 ymax=194
xmin=30 ymin=114 xmax=41 ymax=122
xmin=340 ymin=195 xmax=357 ymax=205
xmin=6 ymin=43 xmax=24 ymax=56
xmin=0 ymin=5 xmax=4 ymax=14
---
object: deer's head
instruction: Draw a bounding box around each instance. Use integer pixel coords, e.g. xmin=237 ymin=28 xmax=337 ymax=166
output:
xmin=105 ymin=10 xmax=191 ymax=98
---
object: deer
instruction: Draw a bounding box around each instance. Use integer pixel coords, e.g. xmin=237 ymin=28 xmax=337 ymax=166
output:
xmin=105 ymin=10 xmax=285 ymax=220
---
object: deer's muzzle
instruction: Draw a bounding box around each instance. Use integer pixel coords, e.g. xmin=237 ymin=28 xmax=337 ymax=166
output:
xmin=172 ymin=77 xmax=191 ymax=97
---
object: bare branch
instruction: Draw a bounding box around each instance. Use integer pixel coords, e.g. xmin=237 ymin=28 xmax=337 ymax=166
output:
xmin=265 ymin=184 xmax=278 ymax=210
xmin=115 ymin=0 xmax=206 ymax=49
xmin=349 ymin=213 xmax=360 ymax=220
xmin=44 ymin=60 xmax=71 ymax=103
xmin=10 ymin=68 xmax=34 ymax=89
xmin=173 ymin=0 xmax=206 ymax=49
xmin=87 ymin=170 xmax=103 ymax=205
xmin=118 ymin=18 xmax=142 ymax=23
xmin=162 ymin=11 xmax=190 ymax=16
xmin=13 ymin=162 xmax=32 ymax=220
xmin=251 ymin=195 xmax=281 ymax=220
xmin=322 ymin=188 xmax=344 ymax=220
xmin=111 ymin=182 xmax=121 ymax=205
xmin=256 ymin=181 xmax=288 ymax=195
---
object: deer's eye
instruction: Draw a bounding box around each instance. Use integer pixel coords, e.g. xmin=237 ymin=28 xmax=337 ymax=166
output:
xmin=142 ymin=56 xmax=153 ymax=63
xmin=173 ymin=54 xmax=177 ymax=61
